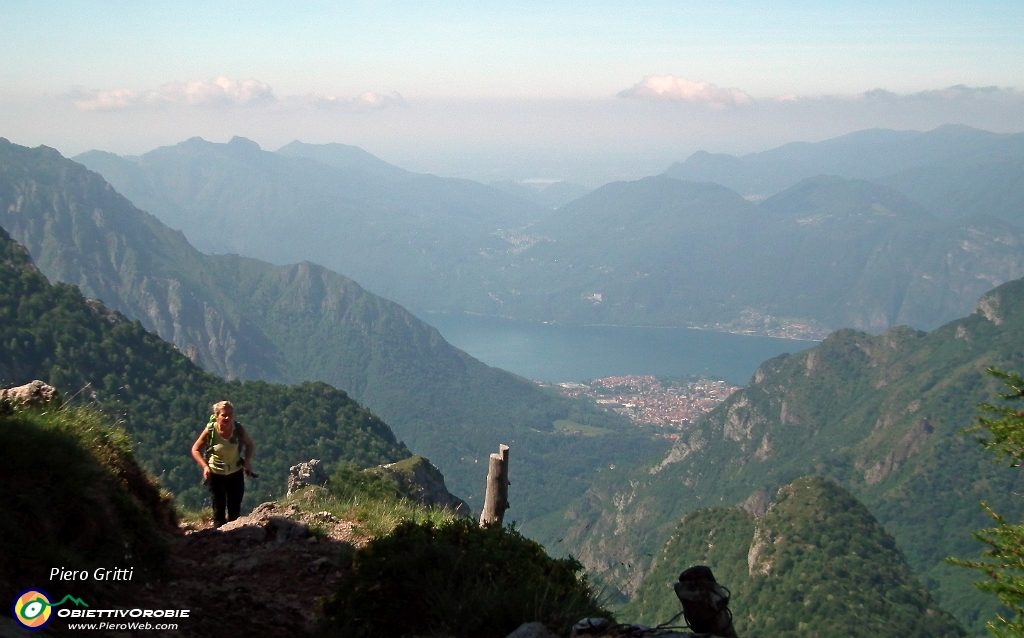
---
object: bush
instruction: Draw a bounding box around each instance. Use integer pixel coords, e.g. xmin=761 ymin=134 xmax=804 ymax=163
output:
xmin=329 ymin=462 xmax=405 ymax=502
xmin=0 ymin=405 xmax=177 ymax=604
xmin=318 ymin=518 xmax=611 ymax=638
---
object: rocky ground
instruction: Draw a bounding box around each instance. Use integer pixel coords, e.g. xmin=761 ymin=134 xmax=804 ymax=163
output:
xmin=123 ymin=500 xmax=367 ymax=637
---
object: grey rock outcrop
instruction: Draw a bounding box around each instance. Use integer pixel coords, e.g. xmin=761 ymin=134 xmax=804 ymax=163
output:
xmin=286 ymin=459 xmax=330 ymax=496
xmin=373 ymin=455 xmax=472 ymax=516
xmin=0 ymin=380 xmax=62 ymax=409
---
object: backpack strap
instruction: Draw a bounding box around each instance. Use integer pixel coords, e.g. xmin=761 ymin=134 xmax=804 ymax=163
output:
xmin=204 ymin=417 xmax=216 ymax=462
xmin=235 ymin=423 xmax=247 ymax=465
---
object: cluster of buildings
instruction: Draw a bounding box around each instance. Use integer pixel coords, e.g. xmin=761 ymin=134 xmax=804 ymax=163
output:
xmin=692 ymin=310 xmax=831 ymax=341
xmin=556 ymin=375 xmax=739 ymax=434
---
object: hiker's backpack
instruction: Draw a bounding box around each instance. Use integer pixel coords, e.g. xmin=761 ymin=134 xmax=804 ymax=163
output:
xmin=673 ymin=565 xmax=737 ymax=638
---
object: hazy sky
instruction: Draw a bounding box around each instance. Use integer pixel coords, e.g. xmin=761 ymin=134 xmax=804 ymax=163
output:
xmin=2 ymin=0 xmax=1022 ymax=183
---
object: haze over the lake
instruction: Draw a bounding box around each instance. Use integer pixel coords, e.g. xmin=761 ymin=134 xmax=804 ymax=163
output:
xmin=2 ymin=0 xmax=1022 ymax=185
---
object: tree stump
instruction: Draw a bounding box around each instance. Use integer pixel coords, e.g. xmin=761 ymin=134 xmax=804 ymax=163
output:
xmin=479 ymin=444 xmax=510 ymax=526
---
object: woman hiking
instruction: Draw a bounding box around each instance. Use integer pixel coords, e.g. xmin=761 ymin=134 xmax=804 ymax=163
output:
xmin=190 ymin=401 xmax=256 ymax=527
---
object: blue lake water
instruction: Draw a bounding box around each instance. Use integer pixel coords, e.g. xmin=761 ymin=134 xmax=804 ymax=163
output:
xmin=417 ymin=313 xmax=816 ymax=386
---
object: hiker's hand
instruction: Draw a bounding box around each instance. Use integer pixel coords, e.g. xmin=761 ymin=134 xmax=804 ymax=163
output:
xmin=202 ymin=466 xmax=211 ymax=481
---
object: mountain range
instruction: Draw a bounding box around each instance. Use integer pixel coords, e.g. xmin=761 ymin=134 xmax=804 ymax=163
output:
xmin=75 ymin=126 xmax=1024 ymax=335
xmin=665 ymin=124 xmax=1024 ymax=201
xmin=0 ymin=137 xmax=664 ymax=521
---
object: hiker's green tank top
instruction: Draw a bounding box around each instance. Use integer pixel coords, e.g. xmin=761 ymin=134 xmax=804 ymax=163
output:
xmin=208 ymin=425 xmax=243 ymax=476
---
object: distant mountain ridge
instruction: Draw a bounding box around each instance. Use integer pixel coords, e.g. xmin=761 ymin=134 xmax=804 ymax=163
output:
xmin=665 ymin=124 xmax=1024 ymax=198
xmin=75 ymin=126 xmax=1024 ymax=336
xmin=491 ymin=172 xmax=1024 ymax=332
xmin=75 ymin=135 xmax=548 ymax=313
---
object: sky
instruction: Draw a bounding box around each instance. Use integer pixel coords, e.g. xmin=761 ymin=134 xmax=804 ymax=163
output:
xmin=2 ymin=0 xmax=1023 ymax=184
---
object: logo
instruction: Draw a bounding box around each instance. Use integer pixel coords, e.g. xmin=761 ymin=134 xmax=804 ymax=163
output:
xmin=12 ymin=590 xmax=88 ymax=630
xmin=13 ymin=589 xmax=53 ymax=629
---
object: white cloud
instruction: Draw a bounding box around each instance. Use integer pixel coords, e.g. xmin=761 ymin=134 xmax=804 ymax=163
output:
xmin=618 ymin=76 xmax=754 ymax=108
xmin=72 ymin=76 xmax=275 ymax=111
xmin=169 ymin=77 xmax=275 ymax=106
xmin=70 ymin=78 xmax=405 ymax=113
xmin=297 ymin=91 xmax=406 ymax=111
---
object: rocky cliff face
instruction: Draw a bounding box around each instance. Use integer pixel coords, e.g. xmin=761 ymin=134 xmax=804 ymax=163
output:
xmin=0 ymin=140 xmax=283 ymax=381
xmin=546 ymin=278 xmax=1024 ymax=632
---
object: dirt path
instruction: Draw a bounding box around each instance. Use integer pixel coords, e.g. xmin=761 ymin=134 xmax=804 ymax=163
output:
xmin=124 ymin=502 xmax=366 ymax=637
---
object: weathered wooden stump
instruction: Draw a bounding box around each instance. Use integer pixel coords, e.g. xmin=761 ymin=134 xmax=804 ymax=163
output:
xmin=479 ymin=444 xmax=510 ymax=526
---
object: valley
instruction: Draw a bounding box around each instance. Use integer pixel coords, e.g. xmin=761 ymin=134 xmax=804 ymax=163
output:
xmin=3 ymin=124 xmax=1024 ymax=635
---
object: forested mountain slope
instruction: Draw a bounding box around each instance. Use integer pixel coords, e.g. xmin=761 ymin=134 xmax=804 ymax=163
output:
xmin=539 ymin=276 xmax=1024 ymax=633
xmin=621 ymin=477 xmax=965 ymax=638
xmin=1 ymin=138 xmax=660 ymax=520
xmin=0 ymin=226 xmax=409 ymax=508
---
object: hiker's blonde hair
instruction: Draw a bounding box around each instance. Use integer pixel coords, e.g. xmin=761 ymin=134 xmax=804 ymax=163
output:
xmin=213 ymin=400 xmax=234 ymax=415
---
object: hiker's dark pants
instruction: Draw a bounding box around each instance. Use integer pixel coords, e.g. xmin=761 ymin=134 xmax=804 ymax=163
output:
xmin=209 ymin=470 xmax=244 ymax=526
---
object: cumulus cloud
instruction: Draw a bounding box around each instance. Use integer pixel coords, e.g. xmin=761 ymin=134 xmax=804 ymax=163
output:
xmin=618 ymin=76 xmax=754 ymax=108
xmin=72 ymin=76 xmax=276 ymax=111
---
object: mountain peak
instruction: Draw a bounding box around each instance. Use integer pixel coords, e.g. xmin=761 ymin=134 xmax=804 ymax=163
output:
xmin=227 ymin=136 xmax=262 ymax=152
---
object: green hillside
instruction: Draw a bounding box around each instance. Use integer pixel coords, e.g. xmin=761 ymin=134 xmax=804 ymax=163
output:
xmin=0 ymin=404 xmax=179 ymax=611
xmin=621 ymin=477 xmax=965 ymax=638
xmin=543 ymin=277 xmax=1024 ymax=633
xmin=0 ymin=225 xmax=410 ymax=508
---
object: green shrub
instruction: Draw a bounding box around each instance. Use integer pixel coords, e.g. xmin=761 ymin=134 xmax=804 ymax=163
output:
xmin=0 ymin=405 xmax=177 ymax=604
xmin=329 ymin=462 xmax=405 ymax=502
xmin=319 ymin=518 xmax=611 ymax=638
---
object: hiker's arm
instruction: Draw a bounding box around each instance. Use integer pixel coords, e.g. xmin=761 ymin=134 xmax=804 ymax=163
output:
xmin=242 ymin=432 xmax=255 ymax=473
xmin=191 ymin=430 xmax=211 ymax=481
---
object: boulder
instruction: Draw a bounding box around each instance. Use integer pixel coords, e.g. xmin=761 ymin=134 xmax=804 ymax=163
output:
xmin=0 ymin=380 xmax=62 ymax=410
xmin=286 ymin=459 xmax=329 ymax=496
xmin=373 ymin=455 xmax=472 ymax=516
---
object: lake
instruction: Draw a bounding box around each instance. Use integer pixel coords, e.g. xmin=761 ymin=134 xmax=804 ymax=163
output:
xmin=418 ymin=313 xmax=817 ymax=386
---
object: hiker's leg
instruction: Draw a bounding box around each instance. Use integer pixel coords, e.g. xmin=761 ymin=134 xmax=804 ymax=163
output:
xmin=209 ymin=474 xmax=228 ymax=527
xmin=226 ymin=470 xmax=245 ymax=522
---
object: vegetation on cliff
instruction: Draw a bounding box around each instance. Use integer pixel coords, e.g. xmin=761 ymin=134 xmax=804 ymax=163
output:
xmin=623 ymin=477 xmax=965 ymax=638
xmin=951 ymin=369 xmax=1024 ymax=637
